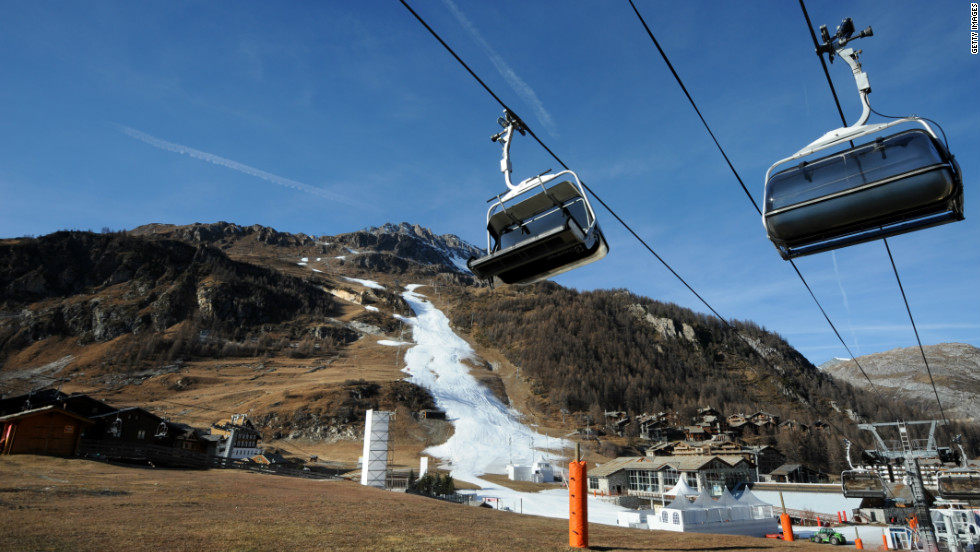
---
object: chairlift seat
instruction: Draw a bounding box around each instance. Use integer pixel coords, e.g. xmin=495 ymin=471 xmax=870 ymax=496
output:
xmin=468 ymin=180 xmax=608 ymax=285
xmin=936 ymin=469 xmax=980 ymax=500
xmin=764 ymin=129 xmax=963 ymax=259
xmin=486 ymin=180 xmax=583 ymax=237
xmin=841 ymin=470 xmax=887 ymax=499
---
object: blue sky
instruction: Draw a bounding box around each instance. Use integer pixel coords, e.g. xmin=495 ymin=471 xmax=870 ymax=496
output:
xmin=1 ymin=1 xmax=977 ymax=366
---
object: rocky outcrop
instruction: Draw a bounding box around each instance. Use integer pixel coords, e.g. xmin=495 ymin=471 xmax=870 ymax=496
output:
xmin=0 ymin=231 xmax=337 ymax=359
xmin=627 ymin=303 xmax=697 ymax=343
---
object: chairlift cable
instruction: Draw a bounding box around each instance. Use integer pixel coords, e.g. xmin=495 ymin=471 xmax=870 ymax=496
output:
xmin=397 ymin=0 xmax=516 ymax=118
xmin=627 ymin=0 xmax=896 ymax=419
xmin=398 ymin=0 xmax=728 ymax=324
xmin=798 ymin=0 xmax=953 ymax=437
xmin=626 ymin=0 xmax=761 ymax=217
xmin=882 ymin=239 xmax=951 ymax=430
xmin=399 ymin=0 xmax=868 ymax=449
xmin=798 ymin=0 xmax=850 ymax=135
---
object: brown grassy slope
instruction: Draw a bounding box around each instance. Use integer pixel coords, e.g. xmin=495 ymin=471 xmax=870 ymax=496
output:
xmin=0 ymin=455 xmax=813 ymax=552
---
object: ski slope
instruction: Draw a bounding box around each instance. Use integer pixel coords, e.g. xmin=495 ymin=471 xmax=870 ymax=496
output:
xmin=397 ymin=284 xmax=627 ymax=524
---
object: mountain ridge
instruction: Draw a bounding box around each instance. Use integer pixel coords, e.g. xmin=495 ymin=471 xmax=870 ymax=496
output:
xmin=2 ymin=221 xmax=977 ymax=472
xmin=819 ymin=343 xmax=980 ymax=422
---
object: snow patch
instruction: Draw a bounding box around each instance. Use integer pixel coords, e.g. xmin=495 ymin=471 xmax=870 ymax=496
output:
xmin=449 ymin=252 xmax=473 ymax=273
xmin=364 ymin=305 xmax=379 ymax=312
xmin=378 ymin=339 xmax=411 ymax=347
xmin=397 ymin=284 xmax=628 ymax=524
xmin=343 ymin=277 xmax=385 ymax=290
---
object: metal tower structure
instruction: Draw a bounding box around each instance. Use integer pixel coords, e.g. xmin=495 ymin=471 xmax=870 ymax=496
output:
xmin=857 ymin=420 xmax=944 ymax=552
xmin=360 ymin=409 xmax=394 ymax=489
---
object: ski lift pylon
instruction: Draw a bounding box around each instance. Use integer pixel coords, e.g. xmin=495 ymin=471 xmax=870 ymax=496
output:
xmin=763 ymin=18 xmax=963 ymax=260
xmin=467 ymin=111 xmax=608 ymax=285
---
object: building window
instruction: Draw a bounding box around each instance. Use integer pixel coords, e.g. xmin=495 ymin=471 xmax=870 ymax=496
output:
xmin=662 ymin=468 xmax=679 ymax=489
xmin=588 ymin=477 xmax=598 ymax=490
xmin=137 ymin=429 xmax=146 ymax=440
xmin=661 ymin=511 xmax=669 ymax=523
xmin=627 ymin=470 xmax=658 ymax=493
xmin=672 ymin=512 xmax=680 ymax=525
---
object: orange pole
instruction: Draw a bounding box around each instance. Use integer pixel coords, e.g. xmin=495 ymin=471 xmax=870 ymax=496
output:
xmin=855 ymin=527 xmax=863 ymax=549
xmin=780 ymin=513 xmax=794 ymax=541
xmin=569 ymin=460 xmax=588 ymax=548
xmin=882 ymin=532 xmax=889 ymax=550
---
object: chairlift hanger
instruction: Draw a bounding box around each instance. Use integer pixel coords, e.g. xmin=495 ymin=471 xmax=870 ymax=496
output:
xmin=108 ymin=415 xmax=122 ymax=438
xmin=763 ymin=18 xmax=963 ymax=260
xmin=839 ymin=438 xmax=889 ymax=499
xmin=155 ymin=419 xmax=169 ymax=439
xmin=467 ymin=110 xmax=608 ymax=285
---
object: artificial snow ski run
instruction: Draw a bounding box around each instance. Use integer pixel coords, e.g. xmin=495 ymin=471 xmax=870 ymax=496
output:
xmin=397 ymin=284 xmax=626 ymax=524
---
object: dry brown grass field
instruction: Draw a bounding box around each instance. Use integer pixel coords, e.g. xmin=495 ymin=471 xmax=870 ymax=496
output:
xmin=0 ymin=455 xmax=817 ymax=552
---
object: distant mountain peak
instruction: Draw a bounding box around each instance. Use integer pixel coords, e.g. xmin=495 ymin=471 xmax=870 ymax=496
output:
xmin=338 ymin=223 xmax=482 ymax=278
xmin=820 ymin=343 xmax=980 ymax=422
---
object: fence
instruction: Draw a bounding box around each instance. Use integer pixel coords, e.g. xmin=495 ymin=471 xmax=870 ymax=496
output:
xmin=78 ymin=440 xmax=340 ymax=480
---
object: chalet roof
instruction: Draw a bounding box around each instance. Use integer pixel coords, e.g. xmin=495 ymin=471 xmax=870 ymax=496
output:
xmin=0 ymin=405 xmax=95 ymax=424
xmin=717 ymin=455 xmax=754 ymax=467
xmin=90 ymin=407 xmax=161 ymax=422
xmin=593 ymin=454 xmax=752 ymax=478
xmin=0 ymin=388 xmax=69 ymax=416
xmin=589 ymin=456 xmax=647 ymax=477
xmin=769 ymin=463 xmax=817 ymax=477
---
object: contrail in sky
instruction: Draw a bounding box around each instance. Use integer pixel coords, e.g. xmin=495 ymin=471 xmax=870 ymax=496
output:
xmin=117 ymin=125 xmax=359 ymax=206
xmin=442 ymin=0 xmax=557 ymax=136
xmin=831 ymin=251 xmax=861 ymax=354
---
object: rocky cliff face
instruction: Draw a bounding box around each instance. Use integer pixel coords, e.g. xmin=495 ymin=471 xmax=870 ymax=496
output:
xmin=819 ymin=343 xmax=980 ymax=422
xmin=0 ymin=231 xmax=338 ymax=364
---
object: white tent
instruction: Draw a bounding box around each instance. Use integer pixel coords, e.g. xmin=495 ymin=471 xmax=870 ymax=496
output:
xmin=665 ymin=474 xmax=696 ymax=498
xmin=734 ymin=488 xmax=774 ymax=520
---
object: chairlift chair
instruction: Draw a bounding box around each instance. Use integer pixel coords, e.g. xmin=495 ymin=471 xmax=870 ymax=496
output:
xmin=840 ymin=439 xmax=888 ymax=499
xmin=936 ymin=469 xmax=980 ymax=501
xmin=841 ymin=469 xmax=888 ymax=499
xmin=467 ymin=111 xmax=608 ymax=285
xmin=108 ymin=416 xmax=122 ymax=438
xmin=763 ymin=18 xmax=963 ymax=260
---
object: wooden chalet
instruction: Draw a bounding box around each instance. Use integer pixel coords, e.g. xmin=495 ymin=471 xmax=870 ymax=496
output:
xmin=0 ymin=406 xmax=94 ymax=456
